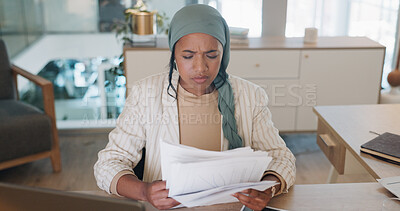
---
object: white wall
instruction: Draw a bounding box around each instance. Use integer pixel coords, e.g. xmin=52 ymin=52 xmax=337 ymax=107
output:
xmin=42 ymin=0 xmax=98 ymax=33
xmin=149 ymin=0 xmax=186 ymax=19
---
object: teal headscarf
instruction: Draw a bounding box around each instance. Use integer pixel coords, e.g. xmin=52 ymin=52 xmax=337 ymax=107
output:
xmin=168 ymin=4 xmax=243 ymax=149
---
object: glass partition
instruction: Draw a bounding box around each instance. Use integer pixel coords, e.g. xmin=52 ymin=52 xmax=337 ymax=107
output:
xmin=0 ymin=0 xmax=45 ymax=58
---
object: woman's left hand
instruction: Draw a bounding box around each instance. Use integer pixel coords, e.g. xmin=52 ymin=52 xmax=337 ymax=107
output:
xmin=233 ymin=174 xmax=281 ymax=211
xmin=232 ymin=187 xmax=274 ymax=211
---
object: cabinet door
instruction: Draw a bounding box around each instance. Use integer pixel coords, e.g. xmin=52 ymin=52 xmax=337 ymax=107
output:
xmin=125 ymin=50 xmax=170 ymax=93
xmin=229 ymin=50 xmax=301 ymax=131
xmin=230 ymin=50 xmax=300 ymax=79
xmin=250 ymin=79 xmax=300 ymax=131
xmin=297 ymin=49 xmax=384 ymax=131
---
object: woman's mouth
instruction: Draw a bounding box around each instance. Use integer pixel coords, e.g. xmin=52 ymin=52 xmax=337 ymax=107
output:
xmin=193 ymin=76 xmax=208 ymax=84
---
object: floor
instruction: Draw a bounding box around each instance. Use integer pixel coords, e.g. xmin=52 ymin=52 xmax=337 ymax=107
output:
xmin=0 ymin=131 xmax=372 ymax=192
xmin=0 ymin=131 xmax=110 ymax=191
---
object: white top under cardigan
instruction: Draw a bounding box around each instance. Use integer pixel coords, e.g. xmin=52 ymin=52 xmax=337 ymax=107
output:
xmin=94 ymin=71 xmax=296 ymax=194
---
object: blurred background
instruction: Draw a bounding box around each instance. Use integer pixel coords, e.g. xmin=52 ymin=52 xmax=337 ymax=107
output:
xmin=1 ymin=0 xmax=399 ymax=128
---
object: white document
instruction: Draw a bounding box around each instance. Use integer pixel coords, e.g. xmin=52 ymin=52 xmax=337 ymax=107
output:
xmin=174 ymin=180 xmax=277 ymax=207
xmin=160 ymin=140 xmax=273 ymax=207
xmin=378 ymin=176 xmax=400 ymax=198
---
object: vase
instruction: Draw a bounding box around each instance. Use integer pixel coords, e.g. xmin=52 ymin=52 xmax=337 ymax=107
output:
xmin=130 ymin=11 xmax=156 ymax=47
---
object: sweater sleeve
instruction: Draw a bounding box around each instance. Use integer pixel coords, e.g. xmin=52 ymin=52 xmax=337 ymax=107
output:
xmin=251 ymin=87 xmax=296 ymax=193
xmin=93 ymin=83 xmax=146 ymax=194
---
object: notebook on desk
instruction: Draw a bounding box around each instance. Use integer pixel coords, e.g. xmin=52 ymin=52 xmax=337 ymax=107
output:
xmin=0 ymin=182 xmax=144 ymax=211
xmin=360 ymin=132 xmax=400 ymax=164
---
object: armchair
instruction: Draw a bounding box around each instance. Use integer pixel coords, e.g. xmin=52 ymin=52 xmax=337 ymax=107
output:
xmin=0 ymin=40 xmax=61 ymax=172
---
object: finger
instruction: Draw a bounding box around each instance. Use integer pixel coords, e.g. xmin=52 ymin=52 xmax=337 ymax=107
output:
xmin=240 ymin=189 xmax=250 ymax=194
xmin=154 ymin=197 xmax=181 ymax=210
xmin=169 ymin=198 xmax=181 ymax=207
xmin=249 ymin=189 xmax=270 ymax=202
xmin=147 ymin=181 xmax=167 ymax=197
xmin=250 ymin=193 xmax=270 ymax=208
xmin=239 ymin=200 xmax=264 ymax=211
xmin=240 ymin=188 xmax=270 ymax=203
xmin=234 ymin=192 xmax=267 ymax=211
xmin=234 ymin=192 xmax=252 ymax=204
xmin=235 ymin=195 xmax=263 ymax=211
xmin=247 ymin=189 xmax=260 ymax=198
xmin=150 ymin=189 xmax=169 ymax=200
xmin=152 ymin=180 xmax=167 ymax=190
xmin=253 ymin=196 xmax=269 ymax=208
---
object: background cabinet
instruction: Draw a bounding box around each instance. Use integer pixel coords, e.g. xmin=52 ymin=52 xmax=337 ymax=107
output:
xmin=229 ymin=50 xmax=300 ymax=79
xmin=124 ymin=37 xmax=385 ymax=132
xmin=296 ymin=49 xmax=384 ymax=130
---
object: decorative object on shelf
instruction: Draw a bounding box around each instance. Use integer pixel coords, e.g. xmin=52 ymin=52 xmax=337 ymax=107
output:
xmin=304 ymin=27 xmax=318 ymax=44
xmin=108 ymin=0 xmax=169 ymax=77
xmin=387 ymin=49 xmax=400 ymax=87
xmin=125 ymin=5 xmax=156 ymax=46
xmin=381 ymin=44 xmax=400 ymax=103
xmin=113 ymin=0 xmax=169 ymax=47
xmin=130 ymin=10 xmax=155 ymax=35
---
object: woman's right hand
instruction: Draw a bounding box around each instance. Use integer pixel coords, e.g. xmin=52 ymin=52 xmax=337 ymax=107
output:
xmin=144 ymin=180 xmax=181 ymax=210
xmin=117 ymin=175 xmax=180 ymax=210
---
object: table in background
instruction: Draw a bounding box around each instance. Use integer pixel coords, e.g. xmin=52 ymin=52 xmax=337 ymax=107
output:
xmin=313 ymin=104 xmax=400 ymax=182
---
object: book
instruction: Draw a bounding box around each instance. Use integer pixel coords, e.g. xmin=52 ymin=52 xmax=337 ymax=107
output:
xmin=360 ymin=132 xmax=400 ymax=164
xmin=229 ymin=27 xmax=249 ymax=45
xmin=229 ymin=27 xmax=249 ymax=37
xmin=230 ymin=38 xmax=249 ymax=45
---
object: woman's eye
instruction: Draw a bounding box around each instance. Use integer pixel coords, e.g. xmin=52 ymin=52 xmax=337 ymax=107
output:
xmin=207 ymin=55 xmax=218 ymax=59
xmin=183 ymin=56 xmax=193 ymax=59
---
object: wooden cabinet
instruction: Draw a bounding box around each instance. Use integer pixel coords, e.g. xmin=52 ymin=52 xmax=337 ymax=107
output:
xmin=230 ymin=50 xmax=300 ymax=131
xmin=229 ymin=50 xmax=300 ymax=79
xmin=124 ymin=37 xmax=385 ymax=132
xmin=124 ymin=50 xmax=171 ymax=91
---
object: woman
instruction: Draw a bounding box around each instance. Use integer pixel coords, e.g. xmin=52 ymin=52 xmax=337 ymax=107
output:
xmin=94 ymin=4 xmax=295 ymax=211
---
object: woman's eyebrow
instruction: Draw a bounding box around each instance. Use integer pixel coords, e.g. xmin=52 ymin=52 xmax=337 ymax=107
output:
xmin=182 ymin=50 xmax=218 ymax=53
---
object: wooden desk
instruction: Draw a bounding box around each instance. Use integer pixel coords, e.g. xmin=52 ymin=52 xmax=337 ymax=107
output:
xmin=77 ymin=183 xmax=394 ymax=210
xmin=313 ymin=104 xmax=400 ymax=181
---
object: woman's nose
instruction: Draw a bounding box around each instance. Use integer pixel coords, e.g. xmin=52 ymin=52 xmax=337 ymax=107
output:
xmin=193 ymin=56 xmax=208 ymax=73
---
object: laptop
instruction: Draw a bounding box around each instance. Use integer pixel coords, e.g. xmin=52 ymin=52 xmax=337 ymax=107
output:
xmin=0 ymin=182 xmax=145 ymax=211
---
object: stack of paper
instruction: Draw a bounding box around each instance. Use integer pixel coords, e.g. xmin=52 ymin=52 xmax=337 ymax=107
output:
xmin=160 ymin=140 xmax=276 ymax=207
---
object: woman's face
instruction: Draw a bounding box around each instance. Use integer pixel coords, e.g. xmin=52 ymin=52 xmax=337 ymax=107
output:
xmin=174 ymin=33 xmax=223 ymax=96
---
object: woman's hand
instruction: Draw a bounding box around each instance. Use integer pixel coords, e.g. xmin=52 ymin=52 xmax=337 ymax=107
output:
xmin=144 ymin=180 xmax=181 ymax=210
xmin=232 ymin=187 xmax=274 ymax=211
xmin=117 ymin=175 xmax=180 ymax=210
xmin=233 ymin=174 xmax=281 ymax=211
